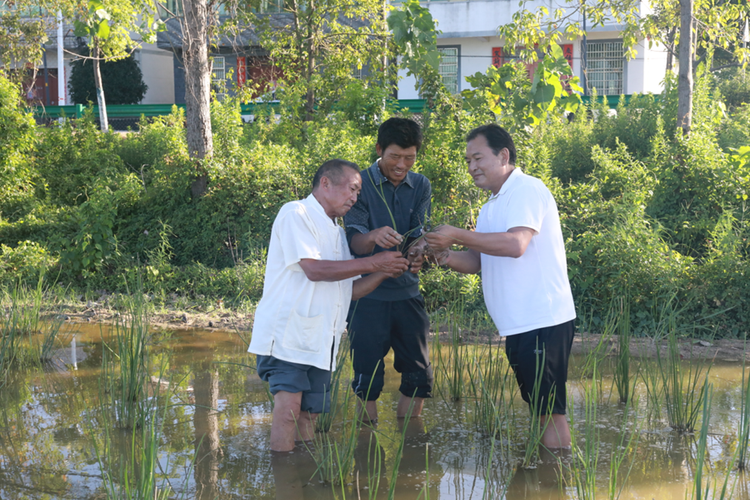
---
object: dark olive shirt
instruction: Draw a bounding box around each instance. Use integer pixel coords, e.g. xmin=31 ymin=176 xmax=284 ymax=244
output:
xmin=344 ymin=160 xmax=431 ymax=301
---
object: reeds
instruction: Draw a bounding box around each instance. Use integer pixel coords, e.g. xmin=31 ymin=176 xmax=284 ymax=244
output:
xmin=689 ymin=384 xmax=736 ymax=500
xmin=101 ymin=288 xmax=154 ymax=429
xmin=433 ymin=301 xmax=471 ymax=402
xmin=657 ymin=328 xmax=711 ymax=434
xmin=0 ymin=275 xmax=70 ymax=378
xmin=569 ymin=361 xmax=600 ymax=500
xmin=612 ymin=296 xmax=632 ymax=404
xmin=739 ymin=352 xmax=750 ymax=470
xmin=467 ymin=343 xmax=518 ymax=459
xmin=521 ymin=341 xmax=552 ymax=469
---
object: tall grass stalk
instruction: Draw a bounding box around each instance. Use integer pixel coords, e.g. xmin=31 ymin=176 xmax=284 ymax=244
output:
xmin=640 ymin=357 xmax=665 ymax=424
xmin=657 ymin=328 xmax=711 ymax=434
xmin=93 ymin=367 xmax=188 ymax=499
xmin=101 ymin=290 xmax=153 ymax=429
xmin=690 ymin=384 xmax=736 ymax=500
xmin=612 ymin=296 xmax=633 ymax=404
xmin=607 ymin=394 xmax=641 ymax=500
xmin=387 ymin=399 xmax=416 ymax=500
xmin=521 ymin=341 xmax=551 ymax=469
xmin=467 ymin=343 xmax=518 ymax=459
xmin=569 ymin=362 xmax=600 ymax=500
xmin=0 ymin=275 xmax=69 ymax=375
xmin=738 ymin=348 xmax=750 ymax=470
xmin=434 ymin=302 xmax=471 ymax=402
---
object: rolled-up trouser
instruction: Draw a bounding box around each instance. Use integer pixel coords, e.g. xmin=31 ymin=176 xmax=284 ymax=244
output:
xmin=348 ymin=296 xmax=433 ymax=401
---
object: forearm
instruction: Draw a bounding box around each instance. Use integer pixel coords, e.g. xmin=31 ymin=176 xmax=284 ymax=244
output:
xmin=351 ymin=273 xmax=388 ymax=300
xmin=443 ymin=249 xmax=481 ymax=274
xmin=442 ymin=226 xmax=530 ymax=258
xmin=298 ymin=258 xmax=375 ymax=282
xmin=350 ymin=232 xmax=376 ymax=255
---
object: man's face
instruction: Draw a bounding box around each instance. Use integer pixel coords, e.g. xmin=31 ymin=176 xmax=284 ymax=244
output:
xmin=376 ymin=143 xmax=418 ymax=187
xmin=322 ymin=169 xmax=362 ymax=218
xmin=465 ymin=134 xmax=510 ymax=195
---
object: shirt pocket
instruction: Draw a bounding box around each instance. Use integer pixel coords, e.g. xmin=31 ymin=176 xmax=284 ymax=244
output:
xmin=282 ymin=309 xmax=324 ymax=353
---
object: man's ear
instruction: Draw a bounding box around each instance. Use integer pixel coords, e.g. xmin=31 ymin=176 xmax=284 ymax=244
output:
xmin=375 ymin=143 xmax=383 ymax=157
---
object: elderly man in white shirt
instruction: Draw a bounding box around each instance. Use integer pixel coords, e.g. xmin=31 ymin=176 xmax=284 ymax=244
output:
xmin=249 ymin=159 xmax=410 ymax=452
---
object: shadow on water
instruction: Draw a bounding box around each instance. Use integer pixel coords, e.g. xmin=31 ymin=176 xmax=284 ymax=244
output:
xmin=2 ymin=322 xmax=750 ymax=498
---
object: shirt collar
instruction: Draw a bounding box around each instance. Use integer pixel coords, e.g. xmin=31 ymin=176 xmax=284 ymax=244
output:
xmin=366 ymin=160 xmax=415 ymax=188
xmin=488 ymin=168 xmax=522 ymax=202
xmin=306 ymin=193 xmax=338 ymax=225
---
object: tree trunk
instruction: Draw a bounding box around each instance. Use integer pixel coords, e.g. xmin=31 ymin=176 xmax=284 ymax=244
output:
xmin=182 ymin=0 xmax=213 ymax=196
xmin=677 ymin=0 xmax=693 ymax=135
xmin=92 ymin=42 xmax=109 ymax=132
xmin=303 ymin=0 xmax=316 ymax=121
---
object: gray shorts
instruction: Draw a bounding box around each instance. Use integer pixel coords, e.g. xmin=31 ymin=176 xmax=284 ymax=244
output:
xmin=256 ymin=355 xmax=332 ymax=414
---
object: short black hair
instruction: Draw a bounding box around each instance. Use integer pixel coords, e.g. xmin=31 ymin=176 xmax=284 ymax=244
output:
xmin=466 ymin=124 xmax=517 ymax=165
xmin=376 ymin=117 xmax=423 ymax=152
xmin=312 ymin=159 xmax=360 ymax=189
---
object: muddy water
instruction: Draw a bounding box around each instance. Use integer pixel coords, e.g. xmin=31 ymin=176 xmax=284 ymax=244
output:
xmin=2 ymin=324 xmax=750 ymax=499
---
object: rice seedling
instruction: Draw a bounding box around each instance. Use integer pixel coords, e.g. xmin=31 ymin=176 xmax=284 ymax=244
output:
xmin=607 ymin=394 xmax=641 ymax=500
xmin=316 ymin=338 xmax=354 ymax=433
xmin=354 ymin=429 xmax=384 ymax=499
xmin=0 ymin=275 xmax=70 ymax=375
xmin=520 ymin=341 xmax=552 ymax=469
xmin=612 ymin=296 xmax=633 ymax=404
xmin=656 ymin=327 xmax=711 ymax=434
xmin=467 ymin=342 xmax=519 ymax=459
xmin=689 ymin=384 xmax=737 ymax=500
xmin=433 ymin=301 xmax=471 ymax=402
xmin=738 ymin=349 xmax=750 ymax=470
xmin=92 ymin=365 xmax=193 ymax=499
xmin=101 ymin=289 xmax=154 ymax=429
xmin=569 ymin=361 xmax=600 ymax=500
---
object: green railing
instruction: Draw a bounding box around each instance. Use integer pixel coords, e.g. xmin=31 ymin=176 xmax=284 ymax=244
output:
xmin=31 ymin=95 xmax=630 ymax=120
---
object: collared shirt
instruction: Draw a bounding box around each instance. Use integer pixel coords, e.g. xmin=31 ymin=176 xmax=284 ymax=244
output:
xmin=477 ymin=168 xmax=576 ymax=336
xmin=248 ymin=194 xmax=355 ymax=371
xmin=344 ymin=160 xmax=431 ymax=301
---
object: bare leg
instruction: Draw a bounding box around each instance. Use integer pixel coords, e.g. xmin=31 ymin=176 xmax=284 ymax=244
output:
xmin=295 ymin=411 xmax=318 ymax=443
xmin=540 ymin=414 xmax=571 ymax=449
xmin=356 ymin=398 xmax=379 ymax=424
xmin=270 ymin=391 xmax=302 ymax=452
xmin=397 ymin=394 xmax=424 ymax=418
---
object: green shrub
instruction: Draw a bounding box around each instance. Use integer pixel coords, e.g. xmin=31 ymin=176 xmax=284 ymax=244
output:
xmin=0 ymin=241 xmax=59 ymax=287
xmin=0 ymin=75 xmax=37 ymax=219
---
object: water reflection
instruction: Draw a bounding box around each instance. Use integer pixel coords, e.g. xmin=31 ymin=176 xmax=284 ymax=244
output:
xmin=4 ymin=323 xmax=750 ymax=499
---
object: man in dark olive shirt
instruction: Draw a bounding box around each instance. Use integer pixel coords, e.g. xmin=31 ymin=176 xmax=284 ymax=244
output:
xmin=344 ymin=117 xmax=433 ymax=422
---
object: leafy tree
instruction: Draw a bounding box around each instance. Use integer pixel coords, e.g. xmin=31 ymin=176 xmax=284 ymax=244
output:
xmin=497 ymin=0 xmax=750 ymax=134
xmin=71 ymin=0 xmax=164 ymax=131
xmin=68 ymin=49 xmax=148 ymax=105
xmin=246 ymin=0 xmax=390 ymax=122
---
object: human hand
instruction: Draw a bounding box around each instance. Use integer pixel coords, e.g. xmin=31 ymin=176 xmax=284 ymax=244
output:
xmin=369 ymin=251 xmax=409 ymax=277
xmin=423 ymin=225 xmax=457 ymax=252
xmin=370 ymin=226 xmax=403 ymax=250
xmin=407 ymin=246 xmax=424 ymax=273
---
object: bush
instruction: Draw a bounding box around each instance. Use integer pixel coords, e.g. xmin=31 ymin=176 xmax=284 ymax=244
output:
xmin=68 ymin=50 xmax=148 ymax=105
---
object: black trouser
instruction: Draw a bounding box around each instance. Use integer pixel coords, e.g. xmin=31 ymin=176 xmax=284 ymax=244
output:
xmin=348 ymin=296 xmax=433 ymax=401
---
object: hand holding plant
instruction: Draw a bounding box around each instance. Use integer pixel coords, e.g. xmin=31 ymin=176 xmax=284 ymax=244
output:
xmin=368 ymin=251 xmax=410 ymax=277
xmin=370 ymin=226 xmax=404 ymax=250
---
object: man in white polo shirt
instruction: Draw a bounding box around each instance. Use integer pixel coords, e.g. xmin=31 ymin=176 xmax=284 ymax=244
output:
xmin=249 ymin=159 xmax=409 ymax=452
xmin=424 ymin=124 xmax=576 ymax=448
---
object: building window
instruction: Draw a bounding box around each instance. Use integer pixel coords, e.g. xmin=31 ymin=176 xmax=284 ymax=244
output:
xmin=438 ymin=46 xmax=459 ymax=94
xmin=212 ymin=56 xmax=227 ymax=98
xmin=586 ymin=41 xmax=624 ymax=95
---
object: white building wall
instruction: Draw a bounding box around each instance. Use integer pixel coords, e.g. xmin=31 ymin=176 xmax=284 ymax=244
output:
xmin=137 ymin=43 xmax=175 ymax=104
xmin=397 ymin=0 xmax=667 ymax=99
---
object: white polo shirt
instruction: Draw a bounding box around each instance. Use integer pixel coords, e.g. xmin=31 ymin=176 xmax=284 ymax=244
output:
xmin=248 ymin=194 xmax=355 ymax=371
xmin=476 ymin=168 xmax=576 ymax=336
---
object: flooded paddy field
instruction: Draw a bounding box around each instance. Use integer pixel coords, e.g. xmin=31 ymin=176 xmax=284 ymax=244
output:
xmin=3 ymin=320 xmax=750 ymax=499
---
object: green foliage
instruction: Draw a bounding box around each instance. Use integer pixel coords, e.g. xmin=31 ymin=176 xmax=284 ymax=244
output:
xmin=0 ymin=75 xmax=37 ymax=218
xmin=69 ymin=49 xmax=148 ymax=105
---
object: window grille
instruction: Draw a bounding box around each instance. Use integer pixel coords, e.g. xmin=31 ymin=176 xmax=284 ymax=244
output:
xmin=586 ymin=41 xmax=623 ymax=95
xmin=438 ymin=47 xmax=459 ymax=94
